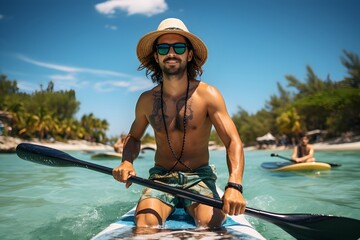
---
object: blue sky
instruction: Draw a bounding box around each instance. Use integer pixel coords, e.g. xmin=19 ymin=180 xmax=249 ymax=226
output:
xmin=1 ymin=0 xmax=359 ymax=137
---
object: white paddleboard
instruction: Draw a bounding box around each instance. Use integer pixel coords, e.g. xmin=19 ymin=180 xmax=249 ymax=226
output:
xmin=92 ymin=187 xmax=265 ymax=239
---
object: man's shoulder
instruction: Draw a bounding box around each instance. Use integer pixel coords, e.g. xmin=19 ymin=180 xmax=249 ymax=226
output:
xmin=139 ymin=85 xmax=160 ymax=98
xmin=196 ymin=81 xmax=219 ymax=93
xmin=195 ymin=81 xmax=223 ymax=101
xmin=136 ymin=85 xmax=160 ymax=109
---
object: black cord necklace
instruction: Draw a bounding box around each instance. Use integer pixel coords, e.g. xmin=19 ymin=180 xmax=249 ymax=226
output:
xmin=161 ymin=78 xmax=193 ymax=172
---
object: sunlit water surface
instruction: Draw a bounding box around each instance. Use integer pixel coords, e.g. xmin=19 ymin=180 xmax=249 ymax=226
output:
xmin=1 ymin=149 xmax=359 ymax=240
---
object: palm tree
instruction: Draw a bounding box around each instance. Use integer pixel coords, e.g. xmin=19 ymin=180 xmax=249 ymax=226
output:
xmin=276 ymin=107 xmax=301 ymax=136
xmin=286 ymin=65 xmax=336 ymax=98
xmin=57 ymin=118 xmax=79 ymax=140
xmin=31 ymin=106 xmax=57 ymax=141
xmin=341 ymin=50 xmax=360 ymax=88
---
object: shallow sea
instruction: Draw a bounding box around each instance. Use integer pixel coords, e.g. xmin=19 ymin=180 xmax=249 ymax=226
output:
xmin=0 ymin=148 xmax=359 ymax=240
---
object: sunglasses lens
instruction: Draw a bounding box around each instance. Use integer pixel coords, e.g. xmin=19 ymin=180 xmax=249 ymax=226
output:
xmin=157 ymin=44 xmax=170 ymax=55
xmin=173 ymin=43 xmax=186 ymax=54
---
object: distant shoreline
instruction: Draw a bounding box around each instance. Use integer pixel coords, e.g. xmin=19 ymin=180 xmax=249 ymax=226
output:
xmin=1 ymin=136 xmax=360 ymax=153
xmin=0 ymin=136 xmax=113 ymax=153
xmin=244 ymin=140 xmax=360 ymax=151
xmin=0 ymin=136 xmax=157 ymax=153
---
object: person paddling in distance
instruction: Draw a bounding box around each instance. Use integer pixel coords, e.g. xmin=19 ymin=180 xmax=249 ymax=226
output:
xmin=113 ymin=133 xmax=126 ymax=153
xmin=112 ymin=18 xmax=245 ymax=229
xmin=291 ymin=133 xmax=316 ymax=163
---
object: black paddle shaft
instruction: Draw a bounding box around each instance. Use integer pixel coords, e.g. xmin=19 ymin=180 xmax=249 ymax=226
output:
xmin=16 ymin=143 xmax=359 ymax=240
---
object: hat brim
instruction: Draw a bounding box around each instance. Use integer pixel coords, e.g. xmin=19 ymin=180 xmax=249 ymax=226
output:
xmin=136 ymin=29 xmax=207 ymax=68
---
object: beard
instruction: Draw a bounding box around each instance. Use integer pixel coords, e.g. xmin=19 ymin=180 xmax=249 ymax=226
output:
xmin=161 ymin=57 xmax=187 ymax=77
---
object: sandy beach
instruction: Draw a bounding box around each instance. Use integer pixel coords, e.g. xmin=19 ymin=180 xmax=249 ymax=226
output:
xmin=312 ymin=141 xmax=360 ymax=150
xmin=251 ymin=141 xmax=360 ymax=151
xmin=1 ymin=136 xmax=360 ymax=153
xmin=33 ymin=140 xmax=360 ymax=151
xmin=244 ymin=136 xmax=360 ymax=152
xmin=0 ymin=136 xmax=113 ymax=153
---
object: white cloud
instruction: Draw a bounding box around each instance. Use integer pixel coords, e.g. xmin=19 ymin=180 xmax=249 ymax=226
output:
xmin=0 ymin=14 xmax=4 ymax=20
xmin=95 ymin=80 xmax=130 ymax=92
xmin=95 ymin=0 xmax=168 ymax=17
xmin=16 ymin=54 xmax=129 ymax=77
xmin=15 ymin=54 xmax=154 ymax=92
xmin=47 ymin=73 xmax=90 ymax=90
xmin=105 ymin=24 xmax=118 ymax=30
xmin=127 ymin=77 xmax=154 ymax=91
xmin=95 ymin=78 xmax=153 ymax=92
xmin=17 ymin=54 xmax=79 ymax=72
xmin=50 ymin=73 xmax=76 ymax=81
xmin=17 ymin=81 xmax=38 ymax=92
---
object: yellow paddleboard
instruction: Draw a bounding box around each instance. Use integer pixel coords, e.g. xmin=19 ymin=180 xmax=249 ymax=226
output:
xmin=261 ymin=162 xmax=331 ymax=171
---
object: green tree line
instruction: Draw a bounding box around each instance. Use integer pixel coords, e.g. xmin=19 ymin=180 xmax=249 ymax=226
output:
xmin=0 ymin=78 xmax=109 ymax=143
xmin=230 ymin=50 xmax=360 ymax=146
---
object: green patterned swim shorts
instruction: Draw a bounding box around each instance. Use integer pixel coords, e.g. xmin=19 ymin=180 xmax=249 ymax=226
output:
xmin=139 ymin=165 xmax=219 ymax=209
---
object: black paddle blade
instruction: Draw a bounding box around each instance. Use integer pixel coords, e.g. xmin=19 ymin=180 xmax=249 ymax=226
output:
xmin=326 ymin=162 xmax=342 ymax=167
xmin=246 ymin=208 xmax=360 ymax=240
xmin=16 ymin=143 xmax=113 ymax=175
xmin=16 ymin=143 xmax=81 ymax=167
xmin=278 ymin=214 xmax=360 ymax=240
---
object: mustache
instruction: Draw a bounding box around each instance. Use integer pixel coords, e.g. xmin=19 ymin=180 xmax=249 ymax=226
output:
xmin=163 ymin=57 xmax=181 ymax=62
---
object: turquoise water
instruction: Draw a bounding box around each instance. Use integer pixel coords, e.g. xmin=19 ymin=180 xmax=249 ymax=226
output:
xmin=0 ymin=149 xmax=359 ymax=240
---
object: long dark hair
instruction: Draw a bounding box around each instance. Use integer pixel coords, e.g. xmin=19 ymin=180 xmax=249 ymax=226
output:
xmin=137 ymin=38 xmax=204 ymax=84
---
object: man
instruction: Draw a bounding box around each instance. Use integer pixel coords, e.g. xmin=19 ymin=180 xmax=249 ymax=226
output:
xmin=112 ymin=18 xmax=245 ymax=229
xmin=291 ymin=133 xmax=316 ymax=162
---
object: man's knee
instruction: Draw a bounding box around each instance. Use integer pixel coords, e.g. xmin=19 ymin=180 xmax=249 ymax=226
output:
xmin=135 ymin=209 xmax=163 ymax=227
xmin=135 ymin=198 xmax=173 ymax=227
xmin=189 ymin=204 xmax=226 ymax=228
xmin=195 ymin=216 xmax=225 ymax=229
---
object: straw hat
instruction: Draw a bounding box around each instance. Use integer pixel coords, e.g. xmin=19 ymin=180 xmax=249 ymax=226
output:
xmin=136 ymin=18 xmax=208 ymax=68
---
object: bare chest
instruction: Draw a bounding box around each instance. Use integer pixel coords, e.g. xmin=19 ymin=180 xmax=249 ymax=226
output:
xmin=147 ymin=91 xmax=209 ymax=134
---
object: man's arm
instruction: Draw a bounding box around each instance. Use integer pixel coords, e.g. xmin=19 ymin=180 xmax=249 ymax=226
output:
xmin=206 ymin=85 xmax=245 ymax=215
xmin=112 ymin=94 xmax=149 ymax=187
xmin=292 ymin=145 xmax=315 ymax=162
xmin=291 ymin=146 xmax=298 ymax=161
xmin=297 ymin=146 xmax=315 ymax=162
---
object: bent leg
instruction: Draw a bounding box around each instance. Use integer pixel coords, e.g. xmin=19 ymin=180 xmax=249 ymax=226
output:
xmin=186 ymin=203 xmax=226 ymax=229
xmin=135 ymin=198 xmax=173 ymax=227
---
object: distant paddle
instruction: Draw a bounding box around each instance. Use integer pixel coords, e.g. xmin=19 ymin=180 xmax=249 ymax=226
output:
xmin=270 ymin=153 xmax=341 ymax=167
xmin=16 ymin=143 xmax=358 ymax=240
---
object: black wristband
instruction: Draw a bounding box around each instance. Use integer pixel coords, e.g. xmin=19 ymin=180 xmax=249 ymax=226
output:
xmin=225 ymin=182 xmax=243 ymax=193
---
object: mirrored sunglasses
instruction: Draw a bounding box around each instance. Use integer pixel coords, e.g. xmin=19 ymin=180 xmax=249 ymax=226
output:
xmin=156 ymin=43 xmax=187 ymax=55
